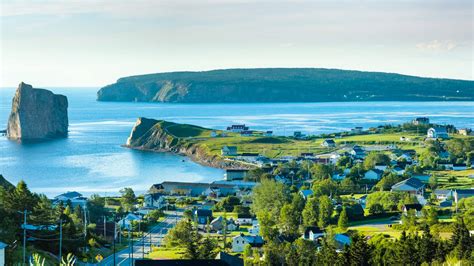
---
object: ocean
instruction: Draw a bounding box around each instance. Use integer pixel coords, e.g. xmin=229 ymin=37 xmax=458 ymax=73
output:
xmin=1 ymin=87 xmax=473 ymax=197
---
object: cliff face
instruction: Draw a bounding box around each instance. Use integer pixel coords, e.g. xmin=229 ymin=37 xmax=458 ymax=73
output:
xmin=97 ymin=68 xmax=474 ymax=103
xmin=126 ymin=118 xmax=247 ymax=169
xmin=7 ymin=82 xmax=68 ymax=140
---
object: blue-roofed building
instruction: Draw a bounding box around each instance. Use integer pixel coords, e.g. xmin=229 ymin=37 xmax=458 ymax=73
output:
xmin=299 ymin=189 xmax=314 ymax=200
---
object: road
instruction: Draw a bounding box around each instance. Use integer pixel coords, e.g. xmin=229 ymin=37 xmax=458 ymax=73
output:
xmin=92 ymin=211 xmax=181 ymax=266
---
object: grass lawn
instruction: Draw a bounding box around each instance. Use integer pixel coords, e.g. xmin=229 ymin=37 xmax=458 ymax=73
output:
xmin=432 ymin=169 xmax=474 ymax=189
xmin=148 ymin=247 xmax=185 ymax=259
xmin=349 ymin=225 xmax=401 ymax=238
xmin=212 ymin=212 xmax=238 ymax=220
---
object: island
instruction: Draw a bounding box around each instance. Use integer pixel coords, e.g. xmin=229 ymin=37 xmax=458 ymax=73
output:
xmin=97 ymin=68 xmax=474 ymax=103
xmin=7 ymin=82 xmax=68 ymax=140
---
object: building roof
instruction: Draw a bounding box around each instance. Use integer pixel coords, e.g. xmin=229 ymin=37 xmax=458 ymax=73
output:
xmin=235 ymin=234 xmax=264 ymax=246
xmin=300 ymin=189 xmax=314 ymax=198
xmin=303 ymin=226 xmax=323 ymax=238
xmin=403 ymin=204 xmax=423 ymax=211
xmin=454 ymin=189 xmax=474 ymax=196
xmin=392 ymin=178 xmax=425 ymax=190
xmin=196 ymin=209 xmax=213 ymax=217
xmin=434 ymin=189 xmax=452 ymax=196
xmin=0 ymin=241 xmax=7 ymax=249
xmin=215 ymin=252 xmax=244 ymax=266
xmin=324 ymin=139 xmax=336 ymax=144
xmin=430 ymin=127 xmax=448 ymax=133
xmin=54 ymin=191 xmax=82 ymax=199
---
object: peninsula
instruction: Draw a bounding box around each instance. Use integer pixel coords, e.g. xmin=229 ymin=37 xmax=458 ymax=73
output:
xmin=97 ymin=68 xmax=474 ymax=103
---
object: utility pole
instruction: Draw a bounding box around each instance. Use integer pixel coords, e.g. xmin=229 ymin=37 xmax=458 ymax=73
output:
xmin=113 ymin=215 xmax=116 ymax=266
xmin=22 ymin=210 xmax=27 ymax=265
xmin=59 ymin=219 xmax=63 ymax=262
xmin=103 ymin=216 xmax=106 ymax=239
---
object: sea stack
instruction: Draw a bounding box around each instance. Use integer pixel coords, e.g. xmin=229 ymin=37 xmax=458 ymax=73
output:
xmin=7 ymin=82 xmax=68 ymax=140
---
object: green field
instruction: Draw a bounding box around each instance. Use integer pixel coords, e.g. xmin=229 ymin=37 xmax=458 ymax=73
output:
xmin=432 ymin=169 xmax=474 ymax=189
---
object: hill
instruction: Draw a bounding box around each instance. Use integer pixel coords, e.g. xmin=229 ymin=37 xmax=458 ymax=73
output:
xmin=0 ymin=174 xmax=15 ymax=190
xmin=97 ymin=68 xmax=474 ymax=103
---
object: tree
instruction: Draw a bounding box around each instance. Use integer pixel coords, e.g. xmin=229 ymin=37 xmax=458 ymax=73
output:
xmin=338 ymin=207 xmax=349 ymax=231
xmin=429 ymin=175 xmax=438 ymax=190
xmin=363 ymin=152 xmax=390 ymax=170
xmin=422 ymin=206 xmax=438 ymax=226
xmin=450 ymin=218 xmax=472 ymax=260
xmin=318 ymin=195 xmax=333 ymax=228
xmin=252 ymin=179 xmax=290 ymax=220
xmin=310 ymin=164 xmax=333 ymax=180
xmin=302 ymin=197 xmax=319 ymax=227
xmin=198 ymin=236 xmax=218 ymax=259
xmin=312 ymin=178 xmax=339 ymax=197
xmin=279 ymin=204 xmax=299 ymax=236
xmin=368 ymin=203 xmax=384 ymax=215
xmin=164 ymin=219 xmax=195 ymax=247
xmin=420 ymin=225 xmax=435 ymax=263
xmin=375 ymin=173 xmax=402 ymax=191
xmin=119 ymin=188 xmax=136 ymax=211
xmin=215 ymin=196 xmax=241 ymax=212
xmin=347 ymin=233 xmax=371 ymax=266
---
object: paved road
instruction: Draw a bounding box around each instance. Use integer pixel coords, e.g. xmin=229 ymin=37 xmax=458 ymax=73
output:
xmin=94 ymin=211 xmax=181 ymax=266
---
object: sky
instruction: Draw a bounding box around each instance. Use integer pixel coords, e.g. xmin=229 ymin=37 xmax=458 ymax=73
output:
xmin=0 ymin=0 xmax=473 ymax=87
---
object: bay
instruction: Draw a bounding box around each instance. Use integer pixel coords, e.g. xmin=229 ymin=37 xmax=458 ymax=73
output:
xmin=0 ymin=87 xmax=473 ymax=197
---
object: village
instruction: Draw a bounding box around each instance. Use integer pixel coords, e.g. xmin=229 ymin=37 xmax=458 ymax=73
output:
xmin=1 ymin=117 xmax=473 ymax=265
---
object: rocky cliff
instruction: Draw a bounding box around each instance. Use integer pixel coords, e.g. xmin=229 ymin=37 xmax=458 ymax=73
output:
xmin=126 ymin=117 xmax=247 ymax=169
xmin=7 ymin=82 xmax=68 ymax=140
xmin=97 ymin=68 xmax=474 ymax=103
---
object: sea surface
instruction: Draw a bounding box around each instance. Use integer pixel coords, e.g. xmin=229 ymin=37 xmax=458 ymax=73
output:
xmin=1 ymin=87 xmax=473 ymax=197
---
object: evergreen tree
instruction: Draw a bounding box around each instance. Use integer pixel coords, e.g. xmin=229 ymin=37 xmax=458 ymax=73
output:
xmin=338 ymin=207 xmax=349 ymax=231
xmin=317 ymin=237 xmax=339 ymax=266
xmin=420 ymin=225 xmax=435 ymax=263
xmin=318 ymin=195 xmax=333 ymax=228
xmin=198 ymin=236 xmax=218 ymax=259
xmin=451 ymin=218 xmax=473 ymax=259
xmin=347 ymin=233 xmax=371 ymax=266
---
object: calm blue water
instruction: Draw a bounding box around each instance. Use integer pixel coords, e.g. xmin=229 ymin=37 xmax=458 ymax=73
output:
xmin=1 ymin=87 xmax=473 ymax=197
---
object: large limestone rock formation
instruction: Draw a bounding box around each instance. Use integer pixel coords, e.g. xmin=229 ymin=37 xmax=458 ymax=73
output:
xmin=7 ymin=82 xmax=68 ymax=140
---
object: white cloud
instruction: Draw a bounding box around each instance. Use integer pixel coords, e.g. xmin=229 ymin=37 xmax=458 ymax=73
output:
xmin=416 ymin=40 xmax=458 ymax=52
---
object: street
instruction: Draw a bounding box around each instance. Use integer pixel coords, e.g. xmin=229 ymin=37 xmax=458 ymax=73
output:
xmin=93 ymin=211 xmax=181 ymax=266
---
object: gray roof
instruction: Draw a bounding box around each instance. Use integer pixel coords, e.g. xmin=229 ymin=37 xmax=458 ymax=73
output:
xmin=392 ymin=178 xmax=425 ymax=190
xmin=431 ymin=127 xmax=447 ymax=133
xmin=455 ymin=189 xmax=474 ymax=196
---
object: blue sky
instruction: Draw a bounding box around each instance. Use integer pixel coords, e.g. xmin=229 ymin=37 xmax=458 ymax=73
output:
xmin=0 ymin=0 xmax=472 ymax=87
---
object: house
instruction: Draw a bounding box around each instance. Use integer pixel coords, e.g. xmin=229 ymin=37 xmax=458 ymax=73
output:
xmin=236 ymin=214 xmax=253 ymax=225
xmin=299 ymin=189 xmax=314 ymax=200
xmin=302 ymin=226 xmax=324 ymax=241
xmin=265 ymin=131 xmax=273 ymax=137
xmin=0 ymin=241 xmax=6 ymax=266
xmin=119 ymin=213 xmax=143 ymax=229
xmin=374 ymin=163 xmax=388 ymax=171
xmin=144 ymin=193 xmax=166 ymax=209
xmin=195 ymin=209 xmax=213 ymax=225
xmin=334 ymin=234 xmax=351 ymax=251
xmin=434 ymin=189 xmax=454 ymax=201
xmin=332 ymin=173 xmax=346 ymax=181
xmin=402 ymin=204 xmax=423 ymax=217
xmin=225 ymin=169 xmax=248 ymax=181
xmin=226 ymin=218 xmax=239 ymax=231
xmin=221 ymin=146 xmax=238 ymax=156
xmin=412 ymin=117 xmax=430 ymax=125
xmin=391 ymin=178 xmax=425 ymax=195
xmin=293 ymin=131 xmax=304 ymax=139
xmin=210 ymin=131 xmax=218 ymax=137
xmin=412 ymin=175 xmax=431 ymax=182
xmin=453 ymin=189 xmax=474 ymax=203
xmin=149 ymin=182 xmax=236 ymax=197
xmin=351 ymin=127 xmax=363 ymax=134
xmin=210 ymin=216 xmax=224 ymax=232
xmin=240 ymin=130 xmax=254 ymax=137
xmin=227 ymin=124 xmax=249 ymax=133
xmin=350 ymin=145 xmax=365 ymax=159
xmin=439 ymin=200 xmax=453 ymax=207
xmin=453 ymin=164 xmax=468 ymax=171
xmin=53 ymin=191 xmax=87 ymax=208
xmin=392 ymin=166 xmax=405 ymax=175
xmin=398 ymin=153 xmax=413 ymax=162
xmin=458 ymin=128 xmax=472 ymax=136
xmin=301 ymin=152 xmax=315 ymax=158
xmin=363 ymin=169 xmax=383 ymax=180
xmin=232 ymin=234 xmax=264 ymax=252
xmin=322 ymin=139 xmax=336 ymax=148
xmin=248 ymin=220 xmax=260 ymax=235
xmin=439 ymin=163 xmax=454 ymax=170
xmin=215 ymin=252 xmax=244 ymax=266
xmin=427 ymin=127 xmax=449 ymax=139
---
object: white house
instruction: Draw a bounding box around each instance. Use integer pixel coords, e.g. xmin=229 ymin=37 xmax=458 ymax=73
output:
xmin=299 ymin=189 xmax=314 ymax=200
xmin=302 ymin=226 xmax=324 ymax=241
xmin=0 ymin=241 xmax=6 ymax=266
xmin=232 ymin=234 xmax=264 ymax=252
xmin=321 ymin=139 xmax=336 ymax=148
xmin=391 ymin=178 xmax=425 ymax=196
xmin=227 ymin=124 xmax=249 ymax=133
xmin=363 ymin=169 xmax=383 ymax=180
xmin=392 ymin=166 xmax=405 ymax=176
xmin=402 ymin=204 xmax=423 ymax=217
xmin=434 ymin=189 xmax=453 ymax=201
xmin=427 ymin=127 xmax=449 ymax=139
xmin=248 ymin=220 xmax=260 ymax=235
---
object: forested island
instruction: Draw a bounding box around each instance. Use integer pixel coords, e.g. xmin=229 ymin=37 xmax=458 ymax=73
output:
xmin=97 ymin=68 xmax=474 ymax=103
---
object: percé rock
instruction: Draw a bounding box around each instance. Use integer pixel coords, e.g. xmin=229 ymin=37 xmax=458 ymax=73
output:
xmin=126 ymin=117 xmax=248 ymax=169
xmin=7 ymin=82 xmax=68 ymax=140
xmin=97 ymin=68 xmax=474 ymax=103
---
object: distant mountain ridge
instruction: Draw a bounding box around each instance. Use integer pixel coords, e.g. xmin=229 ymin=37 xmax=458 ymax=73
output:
xmin=97 ymin=68 xmax=474 ymax=103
